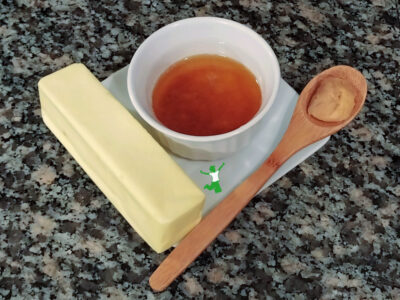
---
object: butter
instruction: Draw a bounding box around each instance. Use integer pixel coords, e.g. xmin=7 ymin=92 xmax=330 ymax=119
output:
xmin=308 ymin=77 xmax=356 ymax=122
xmin=38 ymin=63 xmax=205 ymax=253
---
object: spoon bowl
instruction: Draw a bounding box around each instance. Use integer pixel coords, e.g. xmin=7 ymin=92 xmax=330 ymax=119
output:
xmin=269 ymin=65 xmax=368 ymax=161
xmin=298 ymin=65 xmax=367 ymax=129
xmin=149 ymin=65 xmax=367 ymax=292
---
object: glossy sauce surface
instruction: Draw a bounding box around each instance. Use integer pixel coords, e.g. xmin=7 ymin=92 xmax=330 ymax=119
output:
xmin=152 ymin=54 xmax=262 ymax=136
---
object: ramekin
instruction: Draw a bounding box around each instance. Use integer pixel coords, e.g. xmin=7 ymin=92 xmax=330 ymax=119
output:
xmin=127 ymin=17 xmax=280 ymax=160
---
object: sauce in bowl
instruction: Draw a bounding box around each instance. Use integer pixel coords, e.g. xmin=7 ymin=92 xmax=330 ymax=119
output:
xmin=152 ymin=54 xmax=262 ymax=136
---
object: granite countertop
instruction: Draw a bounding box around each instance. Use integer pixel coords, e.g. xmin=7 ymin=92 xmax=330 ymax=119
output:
xmin=1 ymin=0 xmax=399 ymax=299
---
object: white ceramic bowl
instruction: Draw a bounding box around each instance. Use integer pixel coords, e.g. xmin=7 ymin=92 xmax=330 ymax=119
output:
xmin=127 ymin=17 xmax=280 ymax=160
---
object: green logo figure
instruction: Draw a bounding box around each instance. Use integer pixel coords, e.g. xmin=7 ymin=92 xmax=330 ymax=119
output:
xmin=200 ymin=163 xmax=225 ymax=194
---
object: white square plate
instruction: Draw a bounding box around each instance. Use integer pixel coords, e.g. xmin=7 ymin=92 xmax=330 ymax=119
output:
xmin=102 ymin=66 xmax=329 ymax=216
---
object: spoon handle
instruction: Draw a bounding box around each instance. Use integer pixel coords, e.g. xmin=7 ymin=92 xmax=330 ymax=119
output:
xmin=149 ymin=132 xmax=300 ymax=291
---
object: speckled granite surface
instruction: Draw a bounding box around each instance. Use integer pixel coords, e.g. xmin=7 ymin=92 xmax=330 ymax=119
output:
xmin=1 ymin=0 xmax=399 ymax=299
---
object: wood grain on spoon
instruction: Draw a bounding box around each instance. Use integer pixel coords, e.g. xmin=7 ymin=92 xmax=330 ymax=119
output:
xmin=149 ymin=65 xmax=367 ymax=292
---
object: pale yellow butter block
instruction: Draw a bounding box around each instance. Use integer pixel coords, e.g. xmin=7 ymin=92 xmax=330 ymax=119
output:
xmin=38 ymin=63 xmax=205 ymax=253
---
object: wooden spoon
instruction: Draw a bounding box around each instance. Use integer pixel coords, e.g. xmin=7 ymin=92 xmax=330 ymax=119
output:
xmin=149 ymin=65 xmax=367 ymax=292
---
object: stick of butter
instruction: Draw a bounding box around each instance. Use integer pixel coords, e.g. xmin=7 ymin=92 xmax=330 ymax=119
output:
xmin=38 ymin=63 xmax=205 ymax=253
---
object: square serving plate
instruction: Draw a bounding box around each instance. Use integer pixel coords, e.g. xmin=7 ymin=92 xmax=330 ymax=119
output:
xmin=102 ymin=66 xmax=330 ymax=216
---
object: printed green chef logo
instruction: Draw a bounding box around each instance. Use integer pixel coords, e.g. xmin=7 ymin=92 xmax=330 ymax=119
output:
xmin=200 ymin=163 xmax=225 ymax=194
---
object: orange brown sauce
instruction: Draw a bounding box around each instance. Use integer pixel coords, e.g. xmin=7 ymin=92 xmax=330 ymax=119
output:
xmin=152 ymin=54 xmax=262 ymax=136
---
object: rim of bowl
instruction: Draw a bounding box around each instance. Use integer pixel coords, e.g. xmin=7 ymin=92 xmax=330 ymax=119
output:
xmin=127 ymin=17 xmax=281 ymax=142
